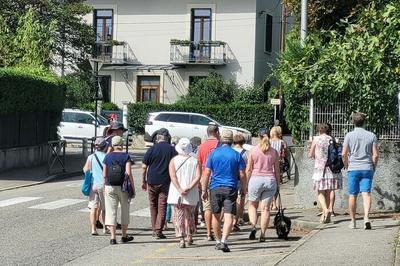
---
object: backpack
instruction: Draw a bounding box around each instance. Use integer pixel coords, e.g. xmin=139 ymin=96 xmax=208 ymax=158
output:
xmin=324 ymin=138 xmax=344 ymax=176
xmin=106 ymin=160 xmax=124 ymax=185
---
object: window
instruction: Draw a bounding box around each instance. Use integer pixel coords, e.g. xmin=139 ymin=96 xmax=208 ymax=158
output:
xmin=155 ymin=113 xmax=171 ymax=122
xmin=62 ymin=112 xmax=76 ymax=123
xmin=191 ymin=115 xmax=212 ymax=126
xmin=167 ymin=114 xmax=190 ymax=124
xmin=94 ymin=9 xmax=113 ymax=57
xmin=190 ymin=8 xmax=212 ymax=61
xmin=265 ymin=14 xmax=273 ymax=53
xmin=75 ymin=113 xmax=94 ymax=124
xmin=99 ymin=76 xmax=111 ymax=102
xmin=137 ymin=76 xmax=160 ymax=103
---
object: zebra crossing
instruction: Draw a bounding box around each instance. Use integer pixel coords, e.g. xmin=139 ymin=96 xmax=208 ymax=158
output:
xmin=0 ymin=196 xmax=149 ymax=217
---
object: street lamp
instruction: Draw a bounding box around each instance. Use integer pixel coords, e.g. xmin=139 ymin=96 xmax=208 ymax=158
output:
xmin=89 ymin=59 xmax=104 ymax=139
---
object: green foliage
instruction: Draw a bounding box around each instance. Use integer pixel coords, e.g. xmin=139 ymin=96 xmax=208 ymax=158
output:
xmin=63 ymin=73 xmax=94 ymax=109
xmin=0 ymin=67 xmax=65 ymax=140
xmin=102 ymin=102 xmax=120 ymax=111
xmin=178 ymin=72 xmax=237 ymax=105
xmin=233 ymin=84 xmax=266 ymax=104
xmin=274 ymin=2 xmax=400 ymax=139
xmin=0 ymin=0 xmax=95 ymax=72
xmin=128 ymin=102 xmax=273 ymax=136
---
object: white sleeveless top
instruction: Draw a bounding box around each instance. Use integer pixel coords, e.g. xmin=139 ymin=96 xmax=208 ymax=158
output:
xmin=167 ymin=155 xmax=199 ymax=206
xmin=270 ymin=139 xmax=283 ymax=154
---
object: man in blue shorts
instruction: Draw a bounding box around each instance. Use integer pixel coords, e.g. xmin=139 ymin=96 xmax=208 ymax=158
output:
xmin=342 ymin=112 xmax=378 ymax=230
xmin=201 ymin=130 xmax=246 ymax=252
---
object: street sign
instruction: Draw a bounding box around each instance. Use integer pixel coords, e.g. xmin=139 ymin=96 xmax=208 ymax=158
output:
xmin=89 ymin=59 xmax=103 ymax=71
xmin=270 ymin=99 xmax=281 ymax=105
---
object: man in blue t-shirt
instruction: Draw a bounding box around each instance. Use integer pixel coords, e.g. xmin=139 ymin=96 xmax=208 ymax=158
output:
xmin=141 ymin=128 xmax=177 ymax=239
xmin=201 ymin=130 xmax=246 ymax=253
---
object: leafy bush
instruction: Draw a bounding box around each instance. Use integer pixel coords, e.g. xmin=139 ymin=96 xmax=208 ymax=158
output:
xmin=233 ymin=84 xmax=267 ymax=104
xmin=63 ymin=73 xmax=94 ymax=109
xmin=128 ymin=102 xmax=273 ymax=136
xmin=0 ymin=67 xmax=65 ymax=142
xmin=102 ymin=102 xmax=120 ymax=111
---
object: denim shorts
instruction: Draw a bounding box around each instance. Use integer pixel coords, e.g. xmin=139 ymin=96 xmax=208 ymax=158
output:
xmin=347 ymin=170 xmax=374 ymax=195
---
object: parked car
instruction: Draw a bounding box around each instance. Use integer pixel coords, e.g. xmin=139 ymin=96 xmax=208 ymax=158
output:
xmin=144 ymin=111 xmax=252 ymax=143
xmin=58 ymin=109 xmax=109 ymax=141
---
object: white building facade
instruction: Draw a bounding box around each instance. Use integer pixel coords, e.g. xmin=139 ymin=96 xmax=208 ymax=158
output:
xmin=85 ymin=0 xmax=285 ymax=107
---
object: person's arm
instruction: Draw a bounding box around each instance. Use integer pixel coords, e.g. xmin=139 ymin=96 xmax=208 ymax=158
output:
xmin=140 ymin=163 xmax=148 ymax=191
xmin=102 ymin=163 xmax=107 ymax=190
xmin=372 ymin=142 xmax=378 ymax=171
xmin=186 ymin=162 xmax=201 ymax=192
xmin=201 ymin=168 xmax=211 ymax=201
xmin=309 ymin=139 xmax=316 ymax=159
xmin=239 ymin=169 xmax=246 ymax=196
xmin=126 ymin=160 xmax=135 ymax=194
xmin=246 ymin=152 xmax=253 ymax=182
xmin=283 ymin=140 xmax=289 ymax=158
xmin=83 ymin=157 xmax=90 ymax=173
xmin=342 ymin=136 xmax=349 ymax=169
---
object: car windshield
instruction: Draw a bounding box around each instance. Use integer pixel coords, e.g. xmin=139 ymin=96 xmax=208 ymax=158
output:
xmin=91 ymin=113 xmax=109 ymax=125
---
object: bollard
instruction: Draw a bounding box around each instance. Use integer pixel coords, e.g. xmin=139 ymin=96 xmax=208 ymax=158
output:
xmin=82 ymin=138 xmax=89 ymax=158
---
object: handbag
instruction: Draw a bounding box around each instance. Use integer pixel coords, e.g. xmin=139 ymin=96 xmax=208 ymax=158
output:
xmin=81 ymin=170 xmax=92 ymax=196
xmin=122 ymin=173 xmax=135 ymax=199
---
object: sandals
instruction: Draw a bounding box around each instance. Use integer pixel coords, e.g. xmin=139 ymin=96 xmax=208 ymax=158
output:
xmin=206 ymin=234 xmax=215 ymax=241
xmin=259 ymin=234 xmax=266 ymax=242
xmin=186 ymin=236 xmax=193 ymax=245
xmin=178 ymin=240 xmax=186 ymax=248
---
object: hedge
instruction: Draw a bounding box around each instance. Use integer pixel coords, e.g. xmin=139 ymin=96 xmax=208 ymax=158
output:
xmin=0 ymin=67 xmax=65 ymax=142
xmin=128 ymin=102 xmax=274 ymax=136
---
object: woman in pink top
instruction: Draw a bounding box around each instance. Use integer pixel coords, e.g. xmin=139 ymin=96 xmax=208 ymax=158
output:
xmin=246 ymin=133 xmax=280 ymax=242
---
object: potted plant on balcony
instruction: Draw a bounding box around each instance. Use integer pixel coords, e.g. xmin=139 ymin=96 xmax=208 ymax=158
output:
xmin=170 ymin=39 xmax=191 ymax=46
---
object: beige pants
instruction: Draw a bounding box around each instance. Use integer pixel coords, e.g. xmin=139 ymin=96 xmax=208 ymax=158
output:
xmin=104 ymin=185 xmax=130 ymax=226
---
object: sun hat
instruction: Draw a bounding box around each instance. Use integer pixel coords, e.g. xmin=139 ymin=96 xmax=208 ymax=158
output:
xmin=220 ymin=130 xmax=233 ymax=143
xmin=112 ymin=136 xmax=124 ymax=146
xmin=175 ymin=138 xmax=193 ymax=155
xmin=94 ymin=137 xmax=107 ymax=150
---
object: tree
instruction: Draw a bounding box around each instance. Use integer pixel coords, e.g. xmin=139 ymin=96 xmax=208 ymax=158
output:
xmin=0 ymin=0 xmax=95 ymax=72
xmin=274 ymin=2 xmax=400 ymax=139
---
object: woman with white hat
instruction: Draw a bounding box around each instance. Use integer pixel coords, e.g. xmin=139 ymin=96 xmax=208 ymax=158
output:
xmin=167 ymin=138 xmax=201 ymax=248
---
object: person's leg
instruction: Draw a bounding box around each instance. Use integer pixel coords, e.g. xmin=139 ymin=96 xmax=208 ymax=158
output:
xmin=317 ymin=190 xmax=329 ymax=222
xmin=147 ymin=184 xmax=159 ymax=234
xmin=119 ymin=188 xmax=131 ymax=239
xmin=329 ymin=190 xmax=335 ymax=213
xmin=185 ymin=205 xmax=196 ymax=244
xmin=360 ymin=170 xmax=373 ymax=229
xmin=173 ymin=205 xmax=185 ymax=244
xmin=104 ymin=186 xmax=118 ymax=243
xmin=259 ymin=200 xmax=271 ymax=238
xmin=203 ymin=193 xmax=213 ymax=239
xmin=221 ymin=213 xmax=234 ymax=242
xmin=219 ymin=188 xmax=237 ymax=252
xmin=155 ymin=183 xmax=169 ymax=236
xmin=90 ymin=207 xmax=98 ymax=234
xmin=210 ymin=189 xmax=222 ymax=242
xmin=248 ymin=201 xmax=259 ymax=228
xmin=361 ymin=192 xmax=371 ymax=218
xmin=212 ymin=212 xmax=222 ymax=241
xmin=347 ymin=171 xmax=360 ymax=228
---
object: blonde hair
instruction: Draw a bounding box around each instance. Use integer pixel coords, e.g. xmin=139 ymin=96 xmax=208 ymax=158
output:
xmin=258 ymin=135 xmax=270 ymax=152
xmin=270 ymin=126 xmax=282 ymax=138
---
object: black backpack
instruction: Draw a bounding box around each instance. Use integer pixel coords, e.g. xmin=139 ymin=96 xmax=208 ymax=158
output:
xmin=106 ymin=161 xmax=124 ymax=185
xmin=324 ymin=138 xmax=344 ymax=176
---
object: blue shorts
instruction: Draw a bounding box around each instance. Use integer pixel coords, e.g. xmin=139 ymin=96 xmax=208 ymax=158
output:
xmin=347 ymin=170 xmax=374 ymax=195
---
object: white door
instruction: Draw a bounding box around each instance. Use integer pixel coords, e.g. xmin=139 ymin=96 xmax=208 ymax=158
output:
xmin=59 ymin=112 xmax=77 ymax=139
xmin=191 ymin=114 xmax=213 ymax=140
xmin=165 ymin=114 xmax=192 ymax=138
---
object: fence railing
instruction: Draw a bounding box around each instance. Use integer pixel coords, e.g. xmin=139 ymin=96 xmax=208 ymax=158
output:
xmin=170 ymin=40 xmax=227 ymax=65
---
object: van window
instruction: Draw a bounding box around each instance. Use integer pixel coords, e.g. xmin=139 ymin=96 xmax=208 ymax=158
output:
xmin=62 ymin=112 xmax=76 ymax=123
xmin=76 ymin=113 xmax=94 ymax=124
xmin=167 ymin=114 xmax=190 ymax=124
xmin=191 ymin=115 xmax=212 ymax=125
xmin=155 ymin=113 xmax=171 ymax=122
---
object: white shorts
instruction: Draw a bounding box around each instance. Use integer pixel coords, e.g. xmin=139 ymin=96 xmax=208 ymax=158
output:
xmin=88 ymin=184 xmax=105 ymax=211
xmin=248 ymin=176 xmax=277 ymax=203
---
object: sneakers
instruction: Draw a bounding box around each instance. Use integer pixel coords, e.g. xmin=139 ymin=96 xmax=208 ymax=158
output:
xmin=220 ymin=243 xmax=230 ymax=253
xmin=215 ymin=242 xmax=223 ymax=250
xmin=364 ymin=219 xmax=372 ymax=230
xmin=110 ymin=239 xmax=117 ymax=245
xmin=155 ymin=232 xmax=167 ymax=239
xmin=249 ymin=228 xmax=257 ymax=240
xmin=348 ymin=220 xmax=356 ymax=229
xmin=96 ymin=220 xmax=103 ymax=229
xmin=121 ymin=235 xmax=134 ymax=243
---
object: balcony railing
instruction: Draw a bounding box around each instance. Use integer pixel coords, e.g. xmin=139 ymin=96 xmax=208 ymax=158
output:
xmin=170 ymin=40 xmax=227 ymax=65
xmin=95 ymin=41 xmax=139 ymax=65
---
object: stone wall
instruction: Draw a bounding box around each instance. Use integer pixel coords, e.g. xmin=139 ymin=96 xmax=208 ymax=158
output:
xmin=292 ymin=142 xmax=400 ymax=211
xmin=0 ymin=144 xmax=49 ymax=173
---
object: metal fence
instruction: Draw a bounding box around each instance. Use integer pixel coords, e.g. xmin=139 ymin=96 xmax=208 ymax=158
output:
xmin=301 ymin=95 xmax=400 ymax=142
xmin=0 ymin=112 xmax=53 ymax=149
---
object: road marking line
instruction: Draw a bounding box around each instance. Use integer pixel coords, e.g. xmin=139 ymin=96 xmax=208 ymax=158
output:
xmin=0 ymin=197 xmax=42 ymax=207
xmin=130 ymin=207 xmax=150 ymax=217
xmin=141 ymin=252 xmax=288 ymax=261
xmin=66 ymin=182 xmax=81 ymax=188
xmin=78 ymin=208 xmax=90 ymax=212
xmin=29 ymin=199 xmax=86 ymax=210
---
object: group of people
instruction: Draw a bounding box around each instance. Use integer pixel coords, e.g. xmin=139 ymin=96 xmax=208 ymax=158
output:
xmin=81 ymin=110 xmax=379 ymax=250
xmin=310 ymin=112 xmax=378 ymax=229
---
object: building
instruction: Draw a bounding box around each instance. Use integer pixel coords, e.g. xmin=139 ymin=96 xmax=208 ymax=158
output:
xmin=85 ymin=0 xmax=287 ymax=107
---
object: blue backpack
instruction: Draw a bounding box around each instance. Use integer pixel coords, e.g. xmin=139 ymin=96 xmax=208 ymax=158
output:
xmin=323 ymin=138 xmax=344 ymax=176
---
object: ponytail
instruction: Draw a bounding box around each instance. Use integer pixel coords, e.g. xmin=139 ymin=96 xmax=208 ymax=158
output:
xmin=258 ymin=135 xmax=270 ymax=152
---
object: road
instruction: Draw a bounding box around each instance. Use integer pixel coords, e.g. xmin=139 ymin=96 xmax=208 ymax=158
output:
xmin=0 ymin=168 xmax=308 ymax=266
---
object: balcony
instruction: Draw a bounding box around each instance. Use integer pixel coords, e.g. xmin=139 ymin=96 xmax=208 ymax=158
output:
xmin=95 ymin=41 xmax=139 ymax=65
xmin=170 ymin=40 xmax=227 ymax=66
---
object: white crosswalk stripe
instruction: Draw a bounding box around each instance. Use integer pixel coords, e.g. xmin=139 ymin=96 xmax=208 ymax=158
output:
xmin=0 ymin=197 xmax=42 ymax=207
xmin=29 ymin=199 xmax=86 ymax=210
xmin=130 ymin=207 xmax=150 ymax=217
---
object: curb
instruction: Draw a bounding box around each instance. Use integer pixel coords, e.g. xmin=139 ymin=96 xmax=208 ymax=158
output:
xmin=291 ymin=219 xmax=321 ymax=231
xmin=0 ymin=171 xmax=82 ymax=192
